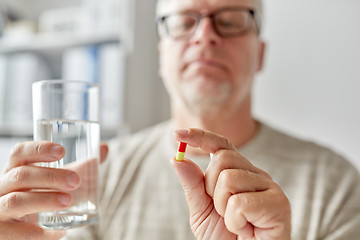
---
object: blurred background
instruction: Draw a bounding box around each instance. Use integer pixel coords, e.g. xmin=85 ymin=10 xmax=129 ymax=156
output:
xmin=254 ymin=0 xmax=360 ymax=171
xmin=0 ymin=0 xmax=359 ymax=172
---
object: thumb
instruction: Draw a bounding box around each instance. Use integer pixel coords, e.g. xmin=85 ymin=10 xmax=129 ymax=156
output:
xmin=171 ymin=157 xmax=213 ymax=216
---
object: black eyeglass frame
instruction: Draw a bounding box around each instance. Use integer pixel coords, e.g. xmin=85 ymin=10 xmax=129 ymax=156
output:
xmin=157 ymin=7 xmax=261 ymax=39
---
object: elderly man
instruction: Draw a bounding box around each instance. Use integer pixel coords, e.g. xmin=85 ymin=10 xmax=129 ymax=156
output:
xmin=0 ymin=0 xmax=359 ymax=239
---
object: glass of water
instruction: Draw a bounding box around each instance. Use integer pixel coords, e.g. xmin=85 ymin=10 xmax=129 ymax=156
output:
xmin=32 ymin=80 xmax=100 ymax=229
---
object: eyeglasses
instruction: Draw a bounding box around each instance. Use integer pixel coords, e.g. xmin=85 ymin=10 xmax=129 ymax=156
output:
xmin=157 ymin=7 xmax=260 ymax=39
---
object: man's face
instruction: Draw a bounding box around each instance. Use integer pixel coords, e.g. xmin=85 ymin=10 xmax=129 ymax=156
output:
xmin=158 ymin=0 xmax=265 ymax=116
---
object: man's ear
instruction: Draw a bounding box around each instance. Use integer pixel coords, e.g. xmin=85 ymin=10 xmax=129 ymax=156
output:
xmin=257 ymin=41 xmax=266 ymax=72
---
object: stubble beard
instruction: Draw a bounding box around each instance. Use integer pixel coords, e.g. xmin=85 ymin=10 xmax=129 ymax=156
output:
xmin=179 ymin=78 xmax=232 ymax=118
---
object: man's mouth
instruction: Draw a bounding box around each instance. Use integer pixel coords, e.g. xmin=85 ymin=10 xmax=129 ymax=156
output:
xmin=184 ymin=59 xmax=227 ymax=71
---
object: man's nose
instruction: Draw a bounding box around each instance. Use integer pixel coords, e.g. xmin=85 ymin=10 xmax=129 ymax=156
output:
xmin=189 ymin=18 xmax=221 ymax=45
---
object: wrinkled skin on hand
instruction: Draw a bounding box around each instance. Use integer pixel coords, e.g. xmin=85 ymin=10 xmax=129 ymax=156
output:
xmin=0 ymin=141 xmax=108 ymax=240
xmin=172 ymin=128 xmax=291 ymax=240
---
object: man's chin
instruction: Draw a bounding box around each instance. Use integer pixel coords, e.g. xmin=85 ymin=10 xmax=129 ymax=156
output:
xmin=184 ymin=100 xmax=228 ymax=118
xmin=180 ymin=83 xmax=232 ymax=116
xmin=184 ymin=77 xmax=230 ymax=96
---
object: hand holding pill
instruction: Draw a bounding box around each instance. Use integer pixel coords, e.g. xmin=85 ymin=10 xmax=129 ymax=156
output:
xmin=171 ymin=128 xmax=291 ymax=240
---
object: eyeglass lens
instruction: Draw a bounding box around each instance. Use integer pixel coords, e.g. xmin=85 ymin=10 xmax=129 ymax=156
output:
xmin=163 ymin=9 xmax=253 ymax=38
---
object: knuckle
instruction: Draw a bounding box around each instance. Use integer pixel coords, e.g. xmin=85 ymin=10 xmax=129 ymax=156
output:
xmin=256 ymin=167 xmax=272 ymax=179
xmin=227 ymin=195 xmax=244 ymax=216
xmin=213 ymin=149 xmax=228 ymax=163
xmin=232 ymin=193 xmax=264 ymax=210
xmin=46 ymin=171 xmax=58 ymax=185
xmin=224 ymin=137 xmax=233 ymax=149
xmin=271 ymin=188 xmax=291 ymax=207
xmin=32 ymin=141 xmax=52 ymax=156
xmin=8 ymin=166 xmax=30 ymax=183
xmin=2 ymin=192 xmax=23 ymax=209
xmin=263 ymin=171 xmax=273 ymax=180
xmin=218 ymin=169 xmax=234 ymax=185
xmin=215 ymin=149 xmax=227 ymax=160
xmin=199 ymin=128 xmax=206 ymax=137
xmin=228 ymin=194 xmax=241 ymax=208
xmin=243 ymin=169 xmax=258 ymax=180
xmin=212 ymin=149 xmax=234 ymax=168
xmin=10 ymin=143 xmax=24 ymax=158
xmin=34 ymin=142 xmax=44 ymax=155
xmin=248 ymin=194 xmax=265 ymax=207
xmin=219 ymin=149 xmax=237 ymax=160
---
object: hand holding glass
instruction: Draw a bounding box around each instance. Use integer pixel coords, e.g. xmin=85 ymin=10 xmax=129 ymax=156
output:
xmin=32 ymin=80 xmax=100 ymax=229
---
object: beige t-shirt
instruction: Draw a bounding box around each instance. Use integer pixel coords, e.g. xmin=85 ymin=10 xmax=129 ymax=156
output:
xmin=65 ymin=121 xmax=360 ymax=240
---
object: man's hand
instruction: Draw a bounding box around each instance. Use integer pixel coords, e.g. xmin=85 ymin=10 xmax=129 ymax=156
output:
xmin=172 ymin=128 xmax=291 ymax=240
xmin=0 ymin=141 xmax=108 ymax=240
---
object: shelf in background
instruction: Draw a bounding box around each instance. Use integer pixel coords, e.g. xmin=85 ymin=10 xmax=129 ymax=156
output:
xmin=0 ymin=122 xmax=127 ymax=139
xmin=0 ymin=122 xmax=33 ymax=137
xmin=0 ymin=30 xmax=121 ymax=54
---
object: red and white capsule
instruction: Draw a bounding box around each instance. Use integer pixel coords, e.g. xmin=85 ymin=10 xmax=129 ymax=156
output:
xmin=176 ymin=142 xmax=187 ymax=161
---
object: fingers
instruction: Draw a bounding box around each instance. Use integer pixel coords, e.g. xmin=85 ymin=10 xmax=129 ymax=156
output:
xmin=0 ymin=191 xmax=72 ymax=221
xmin=0 ymin=166 xmax=80 ymax=196
xmin=170 ymin=157 xmax=212 ymax=215
xmin=224 ymin=189 xmax=291 ymax=238
xmin=205 ymin=149 xmax=268 ymax=197
xmin=175 ymin=128 xmax=269 ymax=197
xmin=174 ymin=128 xmax=290 ymax=237
xmin=174 ymin=128 xmax=236 ymax=153
xmin=213 ymin=168 xmax=272 ymax=217
xmin=5 ymin=141 xmax=65 ymax=172
xmin=0 ymin=221 xmax=66 ymax=240
xmin=100 ymin=142 xmax=109 ymax=164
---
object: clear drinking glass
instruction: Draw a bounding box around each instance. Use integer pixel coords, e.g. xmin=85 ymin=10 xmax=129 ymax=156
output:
xmin=32 ymin=80 xmax=100 ymax=229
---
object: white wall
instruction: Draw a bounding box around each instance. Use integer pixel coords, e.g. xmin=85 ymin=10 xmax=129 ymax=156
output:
xmin=253 ymin=0 xmax=360 ymax=169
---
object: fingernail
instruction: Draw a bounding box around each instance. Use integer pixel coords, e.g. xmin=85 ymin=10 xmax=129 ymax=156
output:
xmin=66 ymin=173 xmax=80 ymax=188
xmin=210 ymin=153 xmax=214 ymax=160
xmin=175 ymin=129 xmax=189 ymax=137
xmin=58 ymin=194 xmax=71 ymax=206
xmin=51 ymin=145 xmax=64 ymax=158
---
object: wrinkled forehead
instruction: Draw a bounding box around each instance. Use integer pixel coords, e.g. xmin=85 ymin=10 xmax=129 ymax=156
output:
xmin=156 ymin=0 xmax=262 ymax=16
